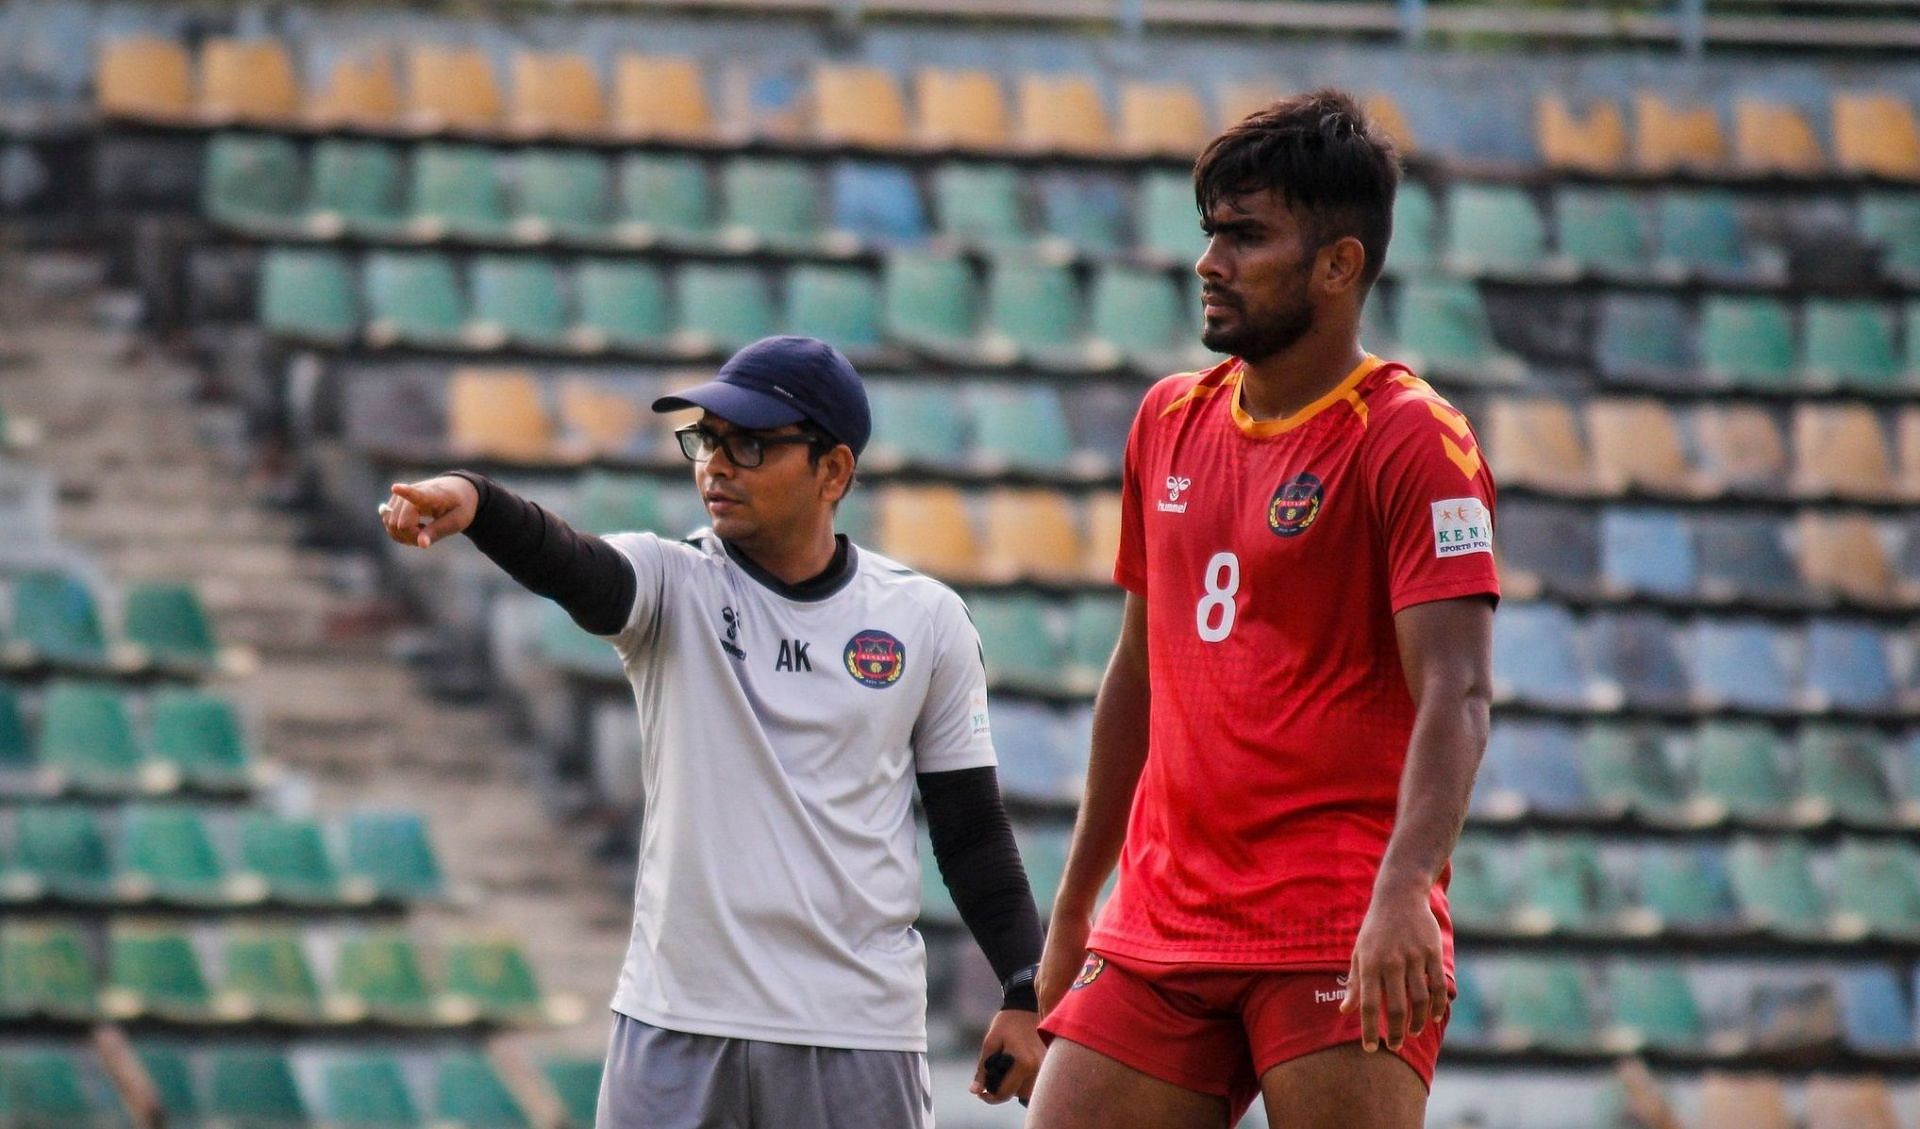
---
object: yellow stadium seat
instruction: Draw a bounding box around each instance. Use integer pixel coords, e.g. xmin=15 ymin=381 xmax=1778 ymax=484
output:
xmin=1805 ymin=1076 xmax=1899 ymax=1129
xmin=1797 ymin=513 xmax=1895 ymax=606
xmin=197 ymin=39 xmax=300 ymax=125
xmin=1698 ymin=1074 xmax=1792 ymax=1129
xmin=1833 ymin=93 xmax=1920 ymax=180
xmin=1694 ymin=405 xmax=1788 ymax=494
xmin=1586 ymin=399 xmax=1705 ymax=497
xmin=1218 ymin=83 xmax=1282 ymax=128
xmin=509 ymin=51 xmax=606 ymax=138
xmin=1536 ymin=95 xmax=1627 ymax=173
xmin=1734 ymin=99 xmax=1825 ymax=176
xmin=981 ymin=489 xmax=1084 ymax=584
xmin=96 ymin=38 xmax=193 ymax=123
xmin=815 ymin=65 xmax=909 ymax=148
xmin=1485 ymin=398 xmax=1591 ymax=494
xmin=1082 ymin=491 xmax=1122 ymax=584
xmin=405 ymin=45 xmax=504 ymax=134
xmin=1118 ymin=82 xmax=1210 ymax=157
xmin=876 ymin=485 xmax=981 ymax=581
xmin=1016 ymin=74 xmax=1111 ymax=154
xmin=913 ymin=69 xmax=1011 ymax=149
xmin=448 ymin=369 xmax=554 ymax=463
xmin=612 ymin=55 xmax=714 ymax=141
xmin=309 ymin=50 xmax=402 ymax=129
xmin=555 ymin=379 xmax=647 ymax=461
xmin=1896 ymin=407 xmax=1920 ymax=498
xmin=1792 ymin=403 xmax=1898 ymax=501
xmin=1633 ymin=93 xmax=1727 ymax=174
xmin=1366 ymin=93 xmax=1416 ymax=155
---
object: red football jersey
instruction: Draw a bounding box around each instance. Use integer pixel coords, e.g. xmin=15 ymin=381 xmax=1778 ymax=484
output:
xmin=1089 ymin=355 xmax=1500 ymax=971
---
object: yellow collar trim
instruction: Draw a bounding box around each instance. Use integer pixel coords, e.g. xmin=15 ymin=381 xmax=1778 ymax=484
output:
xmin=1230 ymin=355 xmax=1382 ymax=438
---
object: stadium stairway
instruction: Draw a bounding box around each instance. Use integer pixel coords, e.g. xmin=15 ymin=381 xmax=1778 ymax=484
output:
xmin=0 ymin=252 xmax=632 ymax=1066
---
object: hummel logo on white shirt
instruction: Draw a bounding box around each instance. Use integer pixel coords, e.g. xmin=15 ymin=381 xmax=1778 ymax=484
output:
xmin=1158 ymin=476 xmax=1193 ymax=514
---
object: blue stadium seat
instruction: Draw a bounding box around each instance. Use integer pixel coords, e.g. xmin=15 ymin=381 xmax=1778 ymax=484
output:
xmin=1036 ymin=171 xmax=1129 ymax=257
xmin=1598 ymin=509 xmax=1695 ymax=598
xmin=1655 ymin=190 xmax=1776 ymax=285
xmin=1589 ymin=611 xmax=1690 ymax=710
xmin=1594 ymin=295 xmax=1695 ymax=388
xmin=1839 ymin=966 xmax=1913 ymax=1051
xmin=1694 ymin=515 xmax=1804 ymax=607
xmin=991 ymin=701 xmax=1078 ymax=806
xmin=1691 ymin=621 xmax=1797 ymax=713
xmin=1474 ymin=720 xmax=1589 ymax=820
xmin=1804 ymin=622 xmax=1896 ymax=713
xmin=1493 ymin=503 xmax=1598 ymax=598
xmin=1491 ymin=603 xmax=1590 ymax=709
xmin=829 ymin=162 xmax=927 ymax=247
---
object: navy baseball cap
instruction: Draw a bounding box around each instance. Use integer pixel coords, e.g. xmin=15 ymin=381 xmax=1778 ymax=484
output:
xmin=651 ymin=336 xmax=872 ymax=458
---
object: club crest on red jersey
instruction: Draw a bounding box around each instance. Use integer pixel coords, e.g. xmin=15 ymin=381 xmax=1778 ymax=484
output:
xmin=844 ymin=630 xmax=907 ymax=688
xmin=1073 ymin=954 xmax=1106 ymax=990
xmin=1268 ymin=473 xmax=1325 ymax=537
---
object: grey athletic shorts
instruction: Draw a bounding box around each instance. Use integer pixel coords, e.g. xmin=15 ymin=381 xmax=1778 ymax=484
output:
xmin=595 ymin=1012 xmax=935 ymax=1129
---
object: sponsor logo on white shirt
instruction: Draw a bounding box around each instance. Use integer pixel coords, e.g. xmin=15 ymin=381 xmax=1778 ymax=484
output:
xmin=1157 ymin=475 xmax=1193 ymax=514
xmin=1431 ymin=498 xmax=1493 ymax=558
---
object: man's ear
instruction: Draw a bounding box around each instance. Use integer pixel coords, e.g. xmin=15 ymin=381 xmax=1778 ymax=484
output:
xmin=820 ymin=446 xmax=856 ymax=504
xmin=1317 ymin=235 xmax=1369 ymax=297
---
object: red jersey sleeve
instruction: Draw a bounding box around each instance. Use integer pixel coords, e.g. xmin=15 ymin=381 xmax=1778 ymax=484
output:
xmin=1366 ymin=393 xmax=1502 ymax=615
xmin=1113 ymin=394 xmax=1152 ymax=596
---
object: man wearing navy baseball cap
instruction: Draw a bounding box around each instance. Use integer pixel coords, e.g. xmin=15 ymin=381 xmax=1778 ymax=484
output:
xmin=376 ymin=336 xmax=1046 ymax=1126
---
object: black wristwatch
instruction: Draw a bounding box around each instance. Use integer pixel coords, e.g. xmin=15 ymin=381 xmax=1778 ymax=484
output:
xmin=1000 ymin=963 xmax=1040 ymax=1012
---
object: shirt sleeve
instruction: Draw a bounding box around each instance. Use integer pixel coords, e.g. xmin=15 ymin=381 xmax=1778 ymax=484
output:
xmin=911 ymin=590 xmax=998 ymax=774
xmin=1113 ymin=395 xmax=1152 ymax=597
xmin=595 ymin=532 xmax=675 ymax=660
xmin=1367 ymin=398 xmax=1502 ymax=615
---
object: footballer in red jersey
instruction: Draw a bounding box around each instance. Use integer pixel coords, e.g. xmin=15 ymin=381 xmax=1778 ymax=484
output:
xmin=1028 ymin=91 xmax=1498 ymax=1129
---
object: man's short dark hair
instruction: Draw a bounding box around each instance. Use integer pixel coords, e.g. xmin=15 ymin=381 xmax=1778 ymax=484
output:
xmin=1192 ymin=89 xmax=1401 ymax=289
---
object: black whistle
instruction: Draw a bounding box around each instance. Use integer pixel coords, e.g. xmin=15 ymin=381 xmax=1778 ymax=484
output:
xmin=982 ymin=1051 xmax=1014 ymax=1094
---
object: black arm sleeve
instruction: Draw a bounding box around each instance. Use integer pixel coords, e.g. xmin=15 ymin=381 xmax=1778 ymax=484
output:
xmin=445 ymin=471 xmax=639 ymax=637
xmin=919 ymin=765 xmax=1044 ymax=1012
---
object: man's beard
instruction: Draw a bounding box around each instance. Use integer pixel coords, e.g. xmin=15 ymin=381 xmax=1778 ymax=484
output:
xmin=1200 ymin=295 xmax=1316 ymax=363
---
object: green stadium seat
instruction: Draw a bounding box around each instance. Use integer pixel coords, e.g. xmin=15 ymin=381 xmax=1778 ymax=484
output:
xmin=241 ymin=812 xmax=369 ymax=906
xmin=1578 ymin=725 xmax=1698 ymax=826
xmin=574 ymin=471 xmax=664 ymax=536
xmin=1859 ymin=192 xmax=1920 ymax=284
xmin=122 ymin=805 xmax=265 ymax=907
xmin=364 ymin=251 xmax=468 ymax=349
xmin=104 ymin=924 xmax=222 ymax=1022
xmin=0 ymin=1051 xmax=101 ymax=1127
xmin=544 ymin=1058 xmax=602 ymax=1129
xmin=1701 ymin=296 xmax=1798 ymax=388
xmin=1515 ymin=835 xmax=1621 ymax=935
xmin=444 ymin=936 xmax=551 ymax=1024
xmin=970 ymin=385 xmax=1076 ymax=474
xmin=933 ymin=163 xmax=1029 ymax=252
xmin=0 ymin=921 xmax=98 ymax=1019
xmin=1832 ymin=840 xmax=1920 ymax=940
xmin=469 ymin=256 xmax=571 ymax=351
xmin=332 ymin=932 xmax=447 ymax=1026
xmin=1448 ymin=962 xmax=1489 ymax=1044
xmin=674 ymin=265 xmax=777 ymax=355
xmin=1656 ymin=190 xmax=1770 ymax=283
xmin=434 ymin=1054 xmax=530 ymax=1128
xmin=1382 ymin=181 xmax=1437 ymax=279
xmin=983 ymin=257 xmax=1090 ymax=369
xmin=345 ymin=811 xmax=446 ymax=901
xmin=122 ymin=582 xmax=219 ymax=673
xmin=324 ymin=1054 xmax=421 ymax=1127
xmin=409 ymin=144 xmax=514 ymax=242
xmin=1693 ymin=721 xmax=1796 ymax=826
xmin=38 ymin=682 xmax=173 ymax=795
xmin=514 ymin=149 xmax=613 ymax=244
xmin=1063 ymin=594 xmax=1124 ymax=692
xmin=971 ymin=594 xmax=1063 ymax=693
xmin=917 ymin=824 xmax=960 ymax=926
xmin=787 ymin=265 xmax=884 ymax=352
xmin=1446 ymin=836 xmax=1516 ymax=933
xmin=135 ymin=1046 xmax=202 ymax=1124
xmin=1393 ymin=278 xmax=1524 ymax=383
xmin=863 ymin=383 xmax=970 ymax=471
xmin=719 ymin=158 xmax=826 ymax=253
xmin=1137 ymin=169 xmax=1206 ymax=269
xmin=881 ymin=249 xmax=983 ymax=363
xmin=1636 ymin=845 xmax=1740 ymax=933
xmin=1594 ymin=294 xmax=1693 ymax=386
xmin=1728 ymin=837 xmax=1836 ymax=938
xmin=1494 ymin=959 xmax=1595 ymax=1051
xmin=572 ymin=260 xmax=672 ymax=353
xmin=149 ymin=690 xmax=255 ymax=791
xmin=223 ymin=927 xmax=323 ymax=1022
xmin=1798 ymin=726 xmax=1896 ymax=828
xmin=0 ymin=682 xmax=30 ymax=779
xmin=1015 ymin=823 xmax=1070 ymax=916
xmin=1802 ymin=300 xmax=1903 ymax=391
xmin=15 ymin=806 xmax=119 ymax=903
xmin=540 ymin=603 xmax=624 ymax=680
xmin=1553 ymin=187 xmax=1650 ymax=279
xmin=1088 ymin=264 xmax=1187 ymax=372
xmin=615 ymin=153 xmax=717 ymax=249
xmin=308 ymin=138 xmax=410 ymax=240
xmin=1037 ymin=173 xmax=1128 ymax=258
xmin=1605 ymin=964 xmax=1704 ymax=1051
xmin=203 ymin=133 xmax=305 ymax=235
xmin=258 ymin=247 xmax=358 ymax=345
xmin=1443 ymin=185 xmax=1572 ymax=280
xmin=10 ymin=571 xmax=115 ymax=672
xmin=208 ymin=1050 xmax=307 ymax=1125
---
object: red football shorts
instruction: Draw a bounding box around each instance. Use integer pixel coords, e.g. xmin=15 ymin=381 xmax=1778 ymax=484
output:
xmin=1039 ymin=950 xmax=1447 ymax=1118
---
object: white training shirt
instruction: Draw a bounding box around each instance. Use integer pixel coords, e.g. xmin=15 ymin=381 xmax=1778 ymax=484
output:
xmin=596 ymin=529 xmax=996 ymax=1052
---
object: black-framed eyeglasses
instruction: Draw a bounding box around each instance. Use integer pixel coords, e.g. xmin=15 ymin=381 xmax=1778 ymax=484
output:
xmin=675 ymin=424 xmax=822 ymax=469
